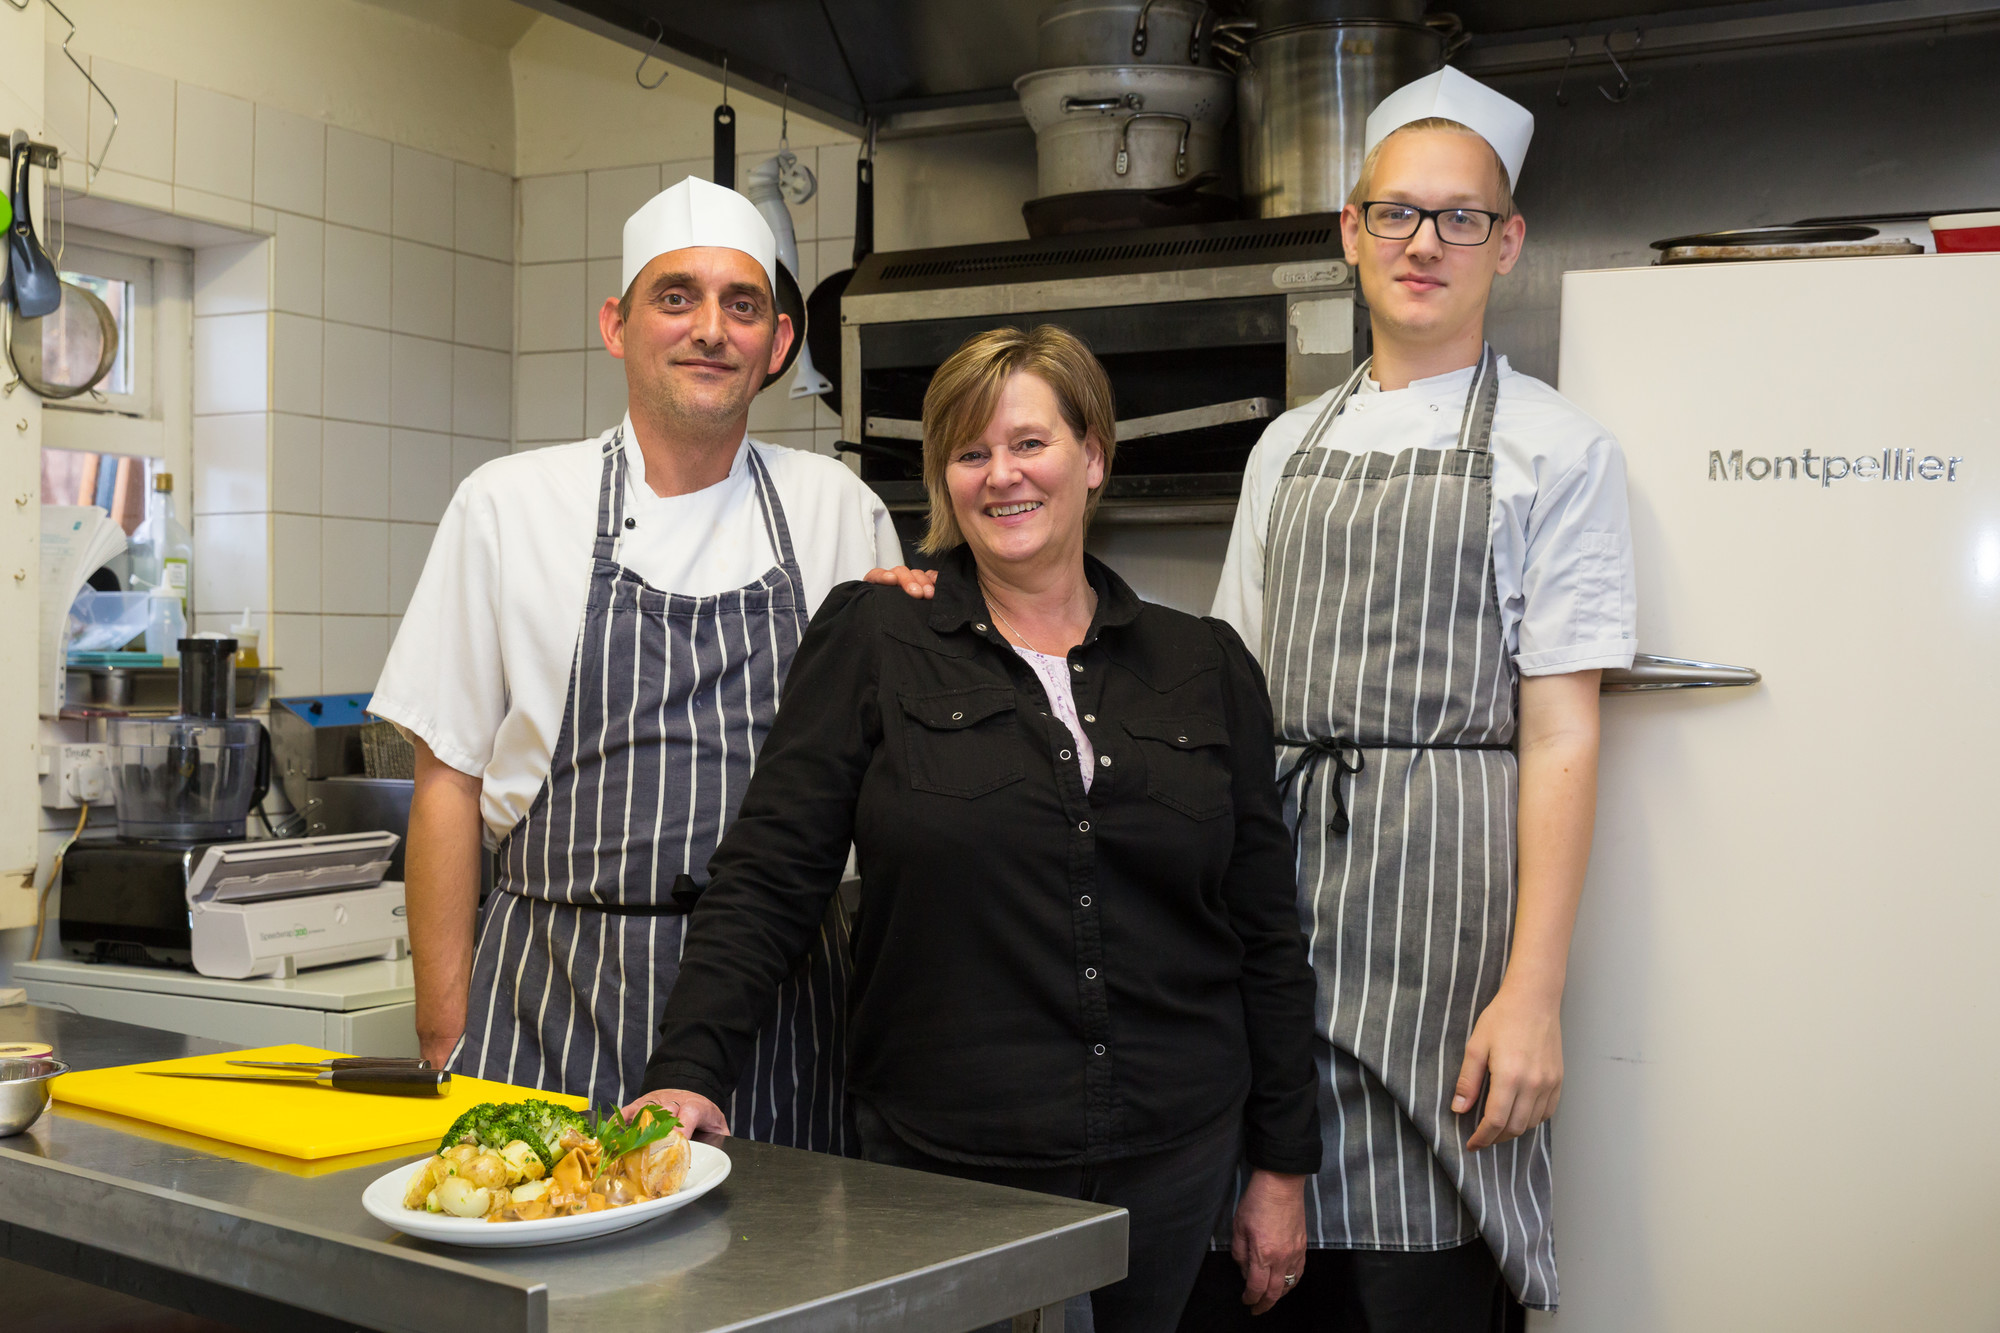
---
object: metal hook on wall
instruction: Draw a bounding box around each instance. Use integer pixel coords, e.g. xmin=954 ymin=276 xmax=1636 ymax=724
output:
xmin=1554 ymin=37 xmax=1577 ymax=107
xmin=1598 ymin=31 xmax=1644 ymax=103
xmin=635 ymin=18 xmax=669 ymax=90
xmin=41 ymin=0 xmax=118 ymax=178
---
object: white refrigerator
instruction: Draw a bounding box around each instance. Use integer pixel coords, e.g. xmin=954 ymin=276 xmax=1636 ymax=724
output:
xmin=1548 ymin=252 xmax=2000 ymax=1331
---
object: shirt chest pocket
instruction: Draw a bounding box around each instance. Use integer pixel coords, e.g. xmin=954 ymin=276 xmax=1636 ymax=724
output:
xmin=899 ymin=686 xmax=1025 ymax=799
xmin=1123 ymin=716 xmax=1231 ymax=821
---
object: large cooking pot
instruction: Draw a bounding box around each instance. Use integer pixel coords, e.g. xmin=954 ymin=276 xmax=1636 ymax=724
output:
xmin=1237 ymin=21 xmax=1443 ymax=218
xmin=1016 ymin=64 xmax=1235 ymax=197
xmin=1249 ymin=0 xmax=1426 ymax=30
xmin=1037 ymin=0 xmax=1219 ymax=69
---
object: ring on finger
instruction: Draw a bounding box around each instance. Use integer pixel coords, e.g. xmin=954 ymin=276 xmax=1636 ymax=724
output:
xmin=1282 ymin=1273 xmax=1298 ymax=1288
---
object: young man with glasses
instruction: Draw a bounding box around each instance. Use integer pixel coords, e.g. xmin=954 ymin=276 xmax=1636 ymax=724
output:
xmin=1192 ymin=69 xmax=1637 ymax=1330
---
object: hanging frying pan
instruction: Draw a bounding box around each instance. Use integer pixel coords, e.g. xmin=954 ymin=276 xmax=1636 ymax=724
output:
xmin=805 ymin=128 xmax=874 ymax=417
xmin=8 ymin=139 xmax=62 ymax=320
xmin=763 ymin=259 xmax=805 ymax=390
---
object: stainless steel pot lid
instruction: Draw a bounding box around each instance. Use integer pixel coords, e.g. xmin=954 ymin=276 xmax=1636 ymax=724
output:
xmin=1649 ymin=224 xmax=1878 ymax=251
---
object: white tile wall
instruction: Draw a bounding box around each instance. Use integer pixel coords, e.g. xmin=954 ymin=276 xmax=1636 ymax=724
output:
xmin=586 ymin=165 xmax=660 ymax=260
xmin=454 ymin=346 xmax=512 ymax=441
xmin=321 ymin=421 xmax=390 ymax=519
xmin=324 ymin=224 xmax=392 ymax=328
xmin=273 ymin=414 xmax=322 ymax=514
xmin=175 ymin=84 xmax=254 ymax=200
xmin=520 ymin=174 xmax=586 ymax=263
xmin=193 ymin=413 xmax=268 ymax=515
xmin=388 ymin=523 xmax=437 ymax=615
xmin=323 ymin=322 xmax=392 ymax=425
xmin=193 ymin=313 xmax=269 ymax=416
xmin=271 ymin=212 xmax=324 ymax=317
xmin=270 ymin=614 xmax=322 ymax=693
xmin=389 ymin=430 xmax=452 ymax=523
xmin=515 ymin=352 xmax=586 ymax=443
xmin=321 ymin=616 xmax=390 ymax=693
xmin=455 ymin=165 xmax=513 ymax=263
xmin=254 ymin=105 xmax=326 ymax=216
xmin=392 ymin=146 xmax=455 ymax=248
xmin=272 ymin=313 xmax=323 ymax=416
xmin=452 ymin=436 xmax=508 ymax=489
xmin=322 ymin=519 xmax=390 ymax=615
xmin=454 ymin=255 xmax=513 ymax=351
xmin=390 ymin=241 xmax=455 ymax=340
xmin=90 ymin=58 xmax=176 ymax=182
xmin=390 ymin=335 xmax=454 ymax=432
xmin=518 ymin=261 xmax=586 ymax=353
xmin=194 ymin=239 xmax=267 ymax=316
xmin=325 ymin=127 xmax=392 ymax=232
xmin=273 ymin=515 xmax=322 ymax=613
xmin=193 ymin=512 xmax=269 ymax=615
xmin=44 ymin=44 xmax=88 ymax=159
xmin=583 ymin=351 xmax=626 ymax=439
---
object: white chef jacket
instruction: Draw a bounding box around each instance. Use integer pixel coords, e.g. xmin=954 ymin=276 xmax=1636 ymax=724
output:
xmin=372 ymin=418 xmax=902 ymax=845
xmin=1212 ymin=357 xmax=1637 ymax=676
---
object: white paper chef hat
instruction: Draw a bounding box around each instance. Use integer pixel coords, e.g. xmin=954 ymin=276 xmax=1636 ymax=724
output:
xmin=1364 ymin=67 xmax=1535 ymax=189
xmin=621 ymin=176 xmax=780 ymax=297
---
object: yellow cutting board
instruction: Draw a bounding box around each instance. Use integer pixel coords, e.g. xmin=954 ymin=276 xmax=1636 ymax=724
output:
xmin=51 ymin=1044 xmax=589 ymax=1160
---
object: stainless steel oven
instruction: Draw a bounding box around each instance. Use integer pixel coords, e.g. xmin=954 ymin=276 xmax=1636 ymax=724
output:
xmin=837 ymin=213 xmax=1356 ymax=525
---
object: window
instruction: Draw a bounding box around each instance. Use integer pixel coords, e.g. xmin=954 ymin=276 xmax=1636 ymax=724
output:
xmin=45 ymin=241 xmax=154 ymax=416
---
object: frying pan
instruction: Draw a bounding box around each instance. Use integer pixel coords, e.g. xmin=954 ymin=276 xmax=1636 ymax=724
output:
xmin=805 ymin=135 xmax=874 ymax=416
xmin=8 ymin=139 xmax=61 ymax=319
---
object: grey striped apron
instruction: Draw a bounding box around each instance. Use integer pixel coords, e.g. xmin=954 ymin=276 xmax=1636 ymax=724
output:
xmin=453 ymin=433 xmax=850 ymax=1152
xmin=1261 ymin=347 xmax=1556 ymax=1309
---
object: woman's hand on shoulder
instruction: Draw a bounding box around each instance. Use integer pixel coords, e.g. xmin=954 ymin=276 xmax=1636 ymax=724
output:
xmin=1232 ymin=1168 xmax=1308 ymax=1314
xmin=863 ymin=566 xmax=937 ymax=599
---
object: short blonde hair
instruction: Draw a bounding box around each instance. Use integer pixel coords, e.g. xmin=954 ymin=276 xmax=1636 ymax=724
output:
xmin=1348 ymin=117 xmax=1515 ymax=217
xmin=918 ymin=325 xmax=1117 ymax=556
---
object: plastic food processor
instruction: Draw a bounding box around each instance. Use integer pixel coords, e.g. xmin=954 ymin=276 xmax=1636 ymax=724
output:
xmin=107 ymin=638 xmax=269 ymax=840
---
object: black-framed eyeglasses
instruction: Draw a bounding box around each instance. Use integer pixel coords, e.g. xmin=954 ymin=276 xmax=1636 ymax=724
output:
xmin=1361 ymin=201 xmax=1504 ymax=246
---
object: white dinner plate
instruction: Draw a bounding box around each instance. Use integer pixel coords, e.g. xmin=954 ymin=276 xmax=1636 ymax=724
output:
xmin=361 ymin=1140 xmax=731 ymax=1248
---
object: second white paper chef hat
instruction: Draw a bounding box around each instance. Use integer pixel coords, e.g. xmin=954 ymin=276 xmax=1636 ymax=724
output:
xmin=621 ymin=176 xmax=780 ymax=296
xmin=1364 ymin=67 xmax=1535 ymax=189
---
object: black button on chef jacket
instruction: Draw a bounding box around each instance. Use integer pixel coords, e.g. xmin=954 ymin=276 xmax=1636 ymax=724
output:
xmin=644 ymin=547 xmax=1322 ymax=1175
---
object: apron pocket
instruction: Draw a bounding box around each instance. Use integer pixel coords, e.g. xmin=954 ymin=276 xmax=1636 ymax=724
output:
xmin=900 ymin=686 xmax=1024 ymax=799
xmin=1123 ymin=716 xmax=1231 ymax=820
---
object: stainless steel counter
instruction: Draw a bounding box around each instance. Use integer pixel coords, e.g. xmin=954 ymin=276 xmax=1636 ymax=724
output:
xmin=0 ymin=1006 xmax=1124 ymax=1332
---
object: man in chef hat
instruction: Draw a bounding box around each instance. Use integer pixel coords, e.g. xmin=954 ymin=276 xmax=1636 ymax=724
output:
xmin=373 ymin=176 xmax=901 ymax=1137
xmin=1187 ymin=68 xmax=1638 ymax=1325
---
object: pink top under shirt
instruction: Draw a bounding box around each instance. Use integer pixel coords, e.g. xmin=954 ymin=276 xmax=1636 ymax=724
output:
xmin=1011 ymin=646 xmax=1096 ymax=791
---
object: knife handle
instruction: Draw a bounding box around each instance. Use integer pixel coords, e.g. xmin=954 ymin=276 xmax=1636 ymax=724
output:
xmin=327 ymin=1068 xmax=451 ymax=1096
xmin=328 ymin=1056 xmax=433 ymax=1070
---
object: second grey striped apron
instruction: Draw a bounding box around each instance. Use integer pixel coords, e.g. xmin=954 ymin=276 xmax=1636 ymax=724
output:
xmin=453 ymin=433 xmax=850 ymax=1151
xmin=1261 ymin=347 xmax=1556 ymax=1309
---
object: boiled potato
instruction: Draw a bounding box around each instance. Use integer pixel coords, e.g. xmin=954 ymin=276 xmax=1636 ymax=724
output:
xmin=436 ymin=1175 xmax=492 ymax=1218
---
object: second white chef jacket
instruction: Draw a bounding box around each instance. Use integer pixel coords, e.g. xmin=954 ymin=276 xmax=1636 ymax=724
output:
xmin=372 ymin=418 xmax=902 ymax=845
xmin=1212 ymin=356 xmax=1638 ymax=675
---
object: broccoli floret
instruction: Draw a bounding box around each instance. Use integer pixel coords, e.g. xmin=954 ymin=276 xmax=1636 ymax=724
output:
xmin=433 ymin=1099 xmax=589 ymax=1170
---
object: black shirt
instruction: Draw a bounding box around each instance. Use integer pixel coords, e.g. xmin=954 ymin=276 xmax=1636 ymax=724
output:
xmin=643 ymin=548 xmax=1322 ymax=1174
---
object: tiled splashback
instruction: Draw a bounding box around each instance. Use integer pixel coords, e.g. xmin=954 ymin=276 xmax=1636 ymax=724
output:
xmin=46 ymin=45 xmax=517 ymax=697
xmin=514 ymin=142 xmax=859 ymax=460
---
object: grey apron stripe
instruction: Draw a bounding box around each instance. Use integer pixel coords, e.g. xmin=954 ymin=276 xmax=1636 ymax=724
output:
xmin=453 ymin=437 xmax=850 ymax=1143
xmin=1250 ymin=346 xmax=1557 ymax=1306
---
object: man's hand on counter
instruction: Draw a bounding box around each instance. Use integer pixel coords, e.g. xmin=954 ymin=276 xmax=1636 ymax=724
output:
xmin=863 ymin=565 xmax=938 ymax=599
xmin=624 ymin=1088 xmax=732 ymax=1144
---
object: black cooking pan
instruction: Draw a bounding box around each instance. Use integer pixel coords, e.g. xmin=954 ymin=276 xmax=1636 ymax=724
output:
xmin=806 ymin=133 xmax=874 ymax=416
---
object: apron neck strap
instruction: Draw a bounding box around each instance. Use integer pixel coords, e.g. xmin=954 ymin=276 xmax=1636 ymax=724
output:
xmin=595 ymin=430 xmax=627 ymax=562
xmin=743 ymin=443 xmax=799 ymax=572
xmin=1456 ymin=344 xmax=1500 ymax=455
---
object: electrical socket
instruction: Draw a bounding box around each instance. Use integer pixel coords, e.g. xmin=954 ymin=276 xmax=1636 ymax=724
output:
xmin=39 ymin=743 xmax=113 ymax=809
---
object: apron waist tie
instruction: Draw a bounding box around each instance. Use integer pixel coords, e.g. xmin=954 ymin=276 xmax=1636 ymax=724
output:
xmin=521 ymin=874 xmax=706 ymax=916
xmin=1278 ymin=737 xmax=1512 ymax=838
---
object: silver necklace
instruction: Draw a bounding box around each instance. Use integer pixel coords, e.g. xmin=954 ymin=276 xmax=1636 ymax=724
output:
xmin=981 ymin=580 xmax=1095 ymax=658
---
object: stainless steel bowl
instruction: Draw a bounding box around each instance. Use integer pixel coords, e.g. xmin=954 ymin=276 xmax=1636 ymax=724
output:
xmin=0 ymin=1057 xmax=68 ymax=1135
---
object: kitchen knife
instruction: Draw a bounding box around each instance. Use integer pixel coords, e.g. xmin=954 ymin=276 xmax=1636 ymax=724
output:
xmin=144 ymin=1068 xmax=450 ymax=1097
xmin=227 ymin=1057 xmax=433 ymax=1071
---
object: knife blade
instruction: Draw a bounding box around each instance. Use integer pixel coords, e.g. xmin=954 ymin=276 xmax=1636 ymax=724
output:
xmin=226 ymin=1057 xmax=433 ymax=1072
xmin=144 ymin=1068 xmax=450 ymax=1097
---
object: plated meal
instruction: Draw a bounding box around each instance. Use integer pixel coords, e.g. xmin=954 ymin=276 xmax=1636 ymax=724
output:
xmin=402 ymin=1099 xmax=689 ymax=1222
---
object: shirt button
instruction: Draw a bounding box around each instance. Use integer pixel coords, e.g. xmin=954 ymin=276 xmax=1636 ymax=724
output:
xmin=1060 ymin=749 xmax=1072 ymax=760
xmin=1079 ymin=895 xmax=1092 ymax=907
xmin=974 ymin=623 xmax=988 ymax=632
xmin=951 ymin=711 xmax=963 ymax=721
xmin=1099 ymin=755 xmax=1112 ymax=767
xmin=1078 ymin=820 xmax=1091 ymax=832
xmin=1084 ymin=967 xmax=1098 ymax=979
xmin=623 ymin=517 xmax=636 ymax=530
xmin=1177 ymin=735 xmax=1188 ymax=744
xmin=1083 ymin=713 xmax=1095 ymax=723
xmin=1093 ymin=1044 xmax=1106 ymax=1056
xmin=1071 ymin=663 xmax=1084 ymax=674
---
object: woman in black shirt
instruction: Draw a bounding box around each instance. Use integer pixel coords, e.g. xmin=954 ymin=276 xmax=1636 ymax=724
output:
xmin=632 ymin=325 xmax=1319 ymax=1329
